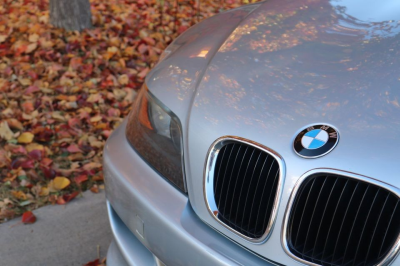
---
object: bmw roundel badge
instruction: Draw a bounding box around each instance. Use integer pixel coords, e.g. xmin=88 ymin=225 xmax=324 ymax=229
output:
xmin=294 ymin=125 xmax=339 ymax=158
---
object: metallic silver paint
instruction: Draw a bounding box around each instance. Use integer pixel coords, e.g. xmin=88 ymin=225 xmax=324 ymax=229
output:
xmin=204 ymin=136 xmax=286 ymax=244
xmin=107 ymin=204 xmax=159 ymax=266
xmin=281 ymin=168 xmax=400 ymax=266
xmin=144 ymin=0 xmax=400 ymax=264
xmin=106 ymin=0 xmax=400 ymax=264
xmin=104 ymin=121 xmax=277 ymax=265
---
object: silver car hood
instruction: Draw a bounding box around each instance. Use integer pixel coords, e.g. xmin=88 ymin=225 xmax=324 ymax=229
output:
xmin=146 ymin=0 xmax=400 ymax=264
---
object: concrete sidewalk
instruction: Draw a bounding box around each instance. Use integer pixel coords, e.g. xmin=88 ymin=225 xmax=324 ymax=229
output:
xmin=0 ymin=190 xmax=112 ymax=266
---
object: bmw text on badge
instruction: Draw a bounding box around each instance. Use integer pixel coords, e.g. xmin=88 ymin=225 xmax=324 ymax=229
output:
xmin=294 ymin=125 xmax=339 ymax=158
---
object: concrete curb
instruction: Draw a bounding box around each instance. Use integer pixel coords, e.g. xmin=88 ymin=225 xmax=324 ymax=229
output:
xmin=0 ymin=190 xmax=112 ymax=266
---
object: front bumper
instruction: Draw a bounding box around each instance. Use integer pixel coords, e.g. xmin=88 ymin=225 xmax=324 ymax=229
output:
xmin=104 ymin=121 xmax=273 ymax=266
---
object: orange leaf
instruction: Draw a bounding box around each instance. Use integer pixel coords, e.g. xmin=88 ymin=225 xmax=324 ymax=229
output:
xmin=56 ymin=196 xmax=66 ymax=205
xmin=12 ymin=191 xmax=27 ymax=200
xmin=90 ymin=185 xmax=99 ymax=193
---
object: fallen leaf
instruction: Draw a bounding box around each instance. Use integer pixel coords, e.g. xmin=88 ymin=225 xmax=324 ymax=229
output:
xmin=67 ymin=144 xmax=83 ymax=153
xmin=26 ymin=43 xmax=38 ymax=54
xmin=28 ymin=34 xmax=39 ymax=43
xmin=18 ymin=132 xmax=34 ymax=144
xmin=0 ymin=35 xmax=7 ymax=43
xmin=74 ymin=175 xmax=88 ymax=184
xmin=39 ymin=187 xmax=49 ymax=197
xmin=12 ymin=191 xmax=27 ymax=200
xmin=0 ymin=121 xmax=14 ymax=141
xmin=84 ymin=259 xmax=100 ymax=266
xmin=52 ymin=177 xmax=71 ymax=190
xmin=63 ymin=191 xmax=80 ymax=202
xmin=90 ymin=185 xmax=99 ymax=193
xmin=26 ymin=143 xmax=44 ymax=153
xmin=22 ymin=211 xmax=36 ymax=224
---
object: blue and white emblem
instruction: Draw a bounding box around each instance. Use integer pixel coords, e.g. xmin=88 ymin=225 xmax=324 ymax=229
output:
xmin=294 ymin=125 xmax=339 ymax=158
xmin=301 ymin=129 xmax=329 ymax=149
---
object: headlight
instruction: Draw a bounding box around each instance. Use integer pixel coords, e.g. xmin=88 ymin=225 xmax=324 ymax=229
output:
xmin=126 ymin=84 xmax=186 ymax=192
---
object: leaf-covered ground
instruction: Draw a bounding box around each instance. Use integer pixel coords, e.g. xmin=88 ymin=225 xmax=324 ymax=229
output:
xmin=0 ymin=0 xmax=259 ymax=223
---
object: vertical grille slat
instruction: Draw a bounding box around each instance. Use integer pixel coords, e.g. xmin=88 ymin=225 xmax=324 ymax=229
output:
xmin=378 ymin=200 xmax=399 ymax=258
xmin=233 ymin=149 xmax=257 ymax=225
xmin=341 ymin=185 xmax=371 ymax=265
xmin=364 ymin=193 xmax=390 ymax=264
xmin=302 ymin=177 xmax=329 ymax=257
xmin=321 ymin=179 xmax=349 ymax=262
xmin=222 ymin=145 xmax=244 ymax=218
xmin=311 ymin=178 xmax=339 ymax=261
xmin=244 ymin=154 xmax=269 ymax=233
xmin=214 ymin=146 xmax=227 ymax=195
xmin=234 ymin=151 xmax=262 ymax=226
xmin=331 ymin=182 xmax=361 ymax=264
xmin=211 ymin=140 xmax=281 ymax=240
xmin=216 ymin=144 xmax=236 ymax=209
xmin=254 ymin=160 xmax=276 ymax=234
xmin=287 ymin=174 xmax=400 ymax=266
xmin=227 ymin=147 xmax=249 ymax=223
xmin=352 ymin=189 xmax=380 ymax=266
xmin=293 ymin=178 xmax=317 ymax=249
xmin=261 ymin=169 xmax=280 ymax=232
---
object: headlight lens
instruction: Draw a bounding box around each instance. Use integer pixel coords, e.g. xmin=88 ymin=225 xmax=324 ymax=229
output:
xmin=126 ymin=84 xmax=186 ymax=192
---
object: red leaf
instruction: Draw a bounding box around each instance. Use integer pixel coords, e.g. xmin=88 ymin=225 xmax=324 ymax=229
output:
xmin=25 ymin=85 xmax=40 ymax=95
xmin=35 ymin=128 xmax=54 ymax=142
xmin=138 ymin=44 xmax=148 ymax=54
xmin=41 ymin=158 xmax=53 ymax=167
xmin=10 ymin=145 xmax=27 ymax=155
xmin=28 ymin=150 xmax=43 ymax=161
xmin=41 ymin=166 xmax=56 ymax=179
xmin=28 ymin=71 xmax=38 ymax=81
xmin=67 ymin=144 xmax=83 ymax=153
xmin=22 ymin=211 xmax=36 ymax=224
xmin=20 ymin=159 xmax=35 ymax=169
xmin=84 ymin=259 xmax=99 ymax=266
xmin=74 ymin=175 xmax=88 ymax=184
xmin=68 ymin=118 xmax=81 ymax=129
xmin=63 ymin=191 xmax=80 ymax=203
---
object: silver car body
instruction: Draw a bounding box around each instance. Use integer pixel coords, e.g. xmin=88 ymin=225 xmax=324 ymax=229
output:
xmin=104 ymin=0 xmax=400 ymax=265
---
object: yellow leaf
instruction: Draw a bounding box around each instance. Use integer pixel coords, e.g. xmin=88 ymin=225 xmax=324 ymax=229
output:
xmin=18 ymin=132 xmax=34 ymax=144
xmin=26 ymin=143 xmax=44 ymax=152
xmin=39 ymin=187 xmax=49 ymax=197
xmin=52 ymin=177 xmax=71 ymax=190
xmin=12 ymin=191 xmax=27 ymax=200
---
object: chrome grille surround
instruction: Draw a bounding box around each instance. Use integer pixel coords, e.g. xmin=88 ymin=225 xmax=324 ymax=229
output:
xmin=282 ymin=168 xmax=400 ymax=266
xmin=204 ymin=136 xmax=286 ymax=243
